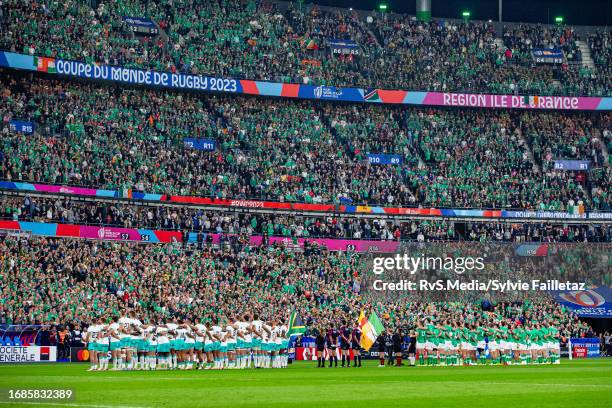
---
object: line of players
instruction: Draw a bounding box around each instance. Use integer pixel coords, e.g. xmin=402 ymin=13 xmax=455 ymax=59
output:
xmin=312 ymin=321 xmax=364 ymax=368
xmin=415 ymin=320 xmax=562 ymax=365
xmin=83 ymin=312 xmax=290 ymax=371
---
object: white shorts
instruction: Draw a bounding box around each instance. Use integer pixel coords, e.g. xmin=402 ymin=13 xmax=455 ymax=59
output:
xmin=477 ymin=341 xmax=486 ymax=349
xmin=488 ymin=341 xmax=499 ymax=351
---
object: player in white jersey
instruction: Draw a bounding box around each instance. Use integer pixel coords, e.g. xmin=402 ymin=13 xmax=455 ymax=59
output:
xmin=117 ymin=313 xmax=134 ymax=370
xmin=84 ymin=317 xmax=103 ymax=371
xmin=226 ymin=317 xmax=238 ymax=369
xmin=273 ymin=321 xmax=285 ymax=368
xmin=193 ymin=318 xmax=207 ymax=369
xmin=278 ymin=319 xmax=289 ymax=368
xmin=182 ymin=319 xmax=197 ymax=369
xmin=210 ymin=317 xmax=224 ymax=369
xmin=96 ymin=324 xmax=111 ymax=371
xmin=235 ymin=316 xmax=250 ymax=369
xmin=156 ymin=325 xmax=171 ymax=369
xmin=107 ymin=317 xmax=123 ymax=370
xmin=141 ymin=323 xmax=157 ymax=370
xmin=202 ymin=321 xmax=215 ymax=369
xmin=250 ymin=315 xmax=264 ymax=368
xmin=261 ymin=320 xmax=273 ymax=368
xmin=166 ymin=319 xmax=179 ymax=369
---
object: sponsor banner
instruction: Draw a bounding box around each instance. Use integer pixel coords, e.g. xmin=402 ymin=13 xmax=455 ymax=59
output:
xmin=0 ymin=346 xmax=56 ymax=363
xmin=1 ymin=180 xmax=611 ymax=220
xmin=70 ymin=347 xmax=90 ymax=362
xmin=294 ymin=347 xmax=356 ymax=360
xmin=553 ymin=160 xmax=590 ymax=171
xmin=367 ymin=153 xmax=402 ymax=165
xmin=515 ymin=244 xmax=549 ymax=257
xmin=329 ymin=39 xmax=360 ymax=56
xmin=555 ymin=287 xmax=612 ymax=317
xmin=532 ymin=48 xmax=565 ymax=64
xmin=184 ymin=138 xmax=216 ymax=151
xmin=0 ymin=220 xmax=181 ymax=243
xmin=570 ymin=338 xmax=600 ymax=358
xmin=0 ymin=52 xmax=610 ymax=110
xmin=9 ymin=120 xmax=35 ymax=134
xmin=299 ymin=85 xmax=364 ymax=101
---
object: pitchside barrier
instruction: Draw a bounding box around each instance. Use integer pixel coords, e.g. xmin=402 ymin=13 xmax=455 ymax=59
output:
xmin=0 ymin=325 xmax=58 ymax=363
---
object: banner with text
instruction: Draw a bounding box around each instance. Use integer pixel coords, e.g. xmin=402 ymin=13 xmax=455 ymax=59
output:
xmin=0 ymin=346 xmax=57 ymax=363
xmin=1 ymin=52 xmax=610 ymax=110
xmin=367 ymin=153 xmax=402 ymax=165
xmin=9 ymin=120 xmax=35 ymax=135
xmin=184 ymin=138 xmax=216 ymax=151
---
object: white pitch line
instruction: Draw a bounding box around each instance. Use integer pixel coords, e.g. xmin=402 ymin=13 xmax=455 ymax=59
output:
xmin=0 ymin=402 xmax=149 ymax=408
xmin=410 ymin=381 xmax=612 ymax=389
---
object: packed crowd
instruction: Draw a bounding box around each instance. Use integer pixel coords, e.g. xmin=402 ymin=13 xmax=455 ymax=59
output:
xmin=1 ymin=73 xmax=609 ymax=210
xmin=0 ymin=236 xmax=597 ymax=342
xmin=0 ymin=0 xmax=610 ymax=95
xmin=1 ymin=194 xmax=611 ymax=243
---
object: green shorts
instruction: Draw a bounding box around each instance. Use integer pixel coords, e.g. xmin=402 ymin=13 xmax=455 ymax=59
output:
xmin=220 ymin=344 xmax=228 ymax=353
xmin=96 ymin=343 xmax=109 ymax=353
xmin=212 ymin=341 xmax=221 ymax=351
xmin=195 ymin=341 xmax=204 ymax=350
xmin=204 ymin=343 xmax=214 ymax=352
xmin=184 ymin=342 xmax=195 ymax=350
xmin=157 ymin=343 xmax=170 ymax=353
xmin=109 ymin=341 xmax=121 ymax=351
xmin=87 ymin=343 xmax=96 ymax=351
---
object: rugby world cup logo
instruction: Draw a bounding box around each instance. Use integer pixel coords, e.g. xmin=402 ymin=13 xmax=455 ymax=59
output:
xmin=313 ymin=86 xmax=324 ymax=99
xmin=559 ymin=290 xmax=605 ymax=308
xmin=97 ymin=227 xmax=106 ymax=239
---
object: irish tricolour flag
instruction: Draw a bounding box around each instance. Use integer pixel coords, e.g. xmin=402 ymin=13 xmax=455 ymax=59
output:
xmin=359 ymin=311 xmax=384 ymax=351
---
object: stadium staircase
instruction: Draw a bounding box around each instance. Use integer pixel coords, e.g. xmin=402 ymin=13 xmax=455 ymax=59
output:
xmin=576 ymin=40 xmax=596 ymax=70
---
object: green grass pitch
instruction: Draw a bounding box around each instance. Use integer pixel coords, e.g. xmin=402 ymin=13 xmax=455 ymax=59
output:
xmin=0 ymin=360 xmax=610 ymax=408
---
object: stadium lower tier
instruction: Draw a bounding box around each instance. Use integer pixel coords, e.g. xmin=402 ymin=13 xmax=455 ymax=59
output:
xmin=1 ymin=71 xmax=610 ymax=211
xmin=0 ymin=235 xmax=596 ymax=338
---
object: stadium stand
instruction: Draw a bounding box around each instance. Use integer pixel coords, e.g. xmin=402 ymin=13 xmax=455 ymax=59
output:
xmin=0 ymin=1 xmax=609 ymax=370
xmin=0 ymin=0 xmax=610 ymax=95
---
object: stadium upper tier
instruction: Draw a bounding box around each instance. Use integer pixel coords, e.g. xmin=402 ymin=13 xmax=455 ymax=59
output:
xmin=1 ymin=72 xmax=610 ymax=211
xmin=0 ymin=0 xmax=609 ymax=97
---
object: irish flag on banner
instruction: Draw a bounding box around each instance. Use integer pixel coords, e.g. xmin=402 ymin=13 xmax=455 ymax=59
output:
xmin=360 ymin=311 xmax=384 ymax=351
xmin=523 ymin=95 xmax=540 ymax=107
xmin=35 ymin=56 xmax=56 ymax=73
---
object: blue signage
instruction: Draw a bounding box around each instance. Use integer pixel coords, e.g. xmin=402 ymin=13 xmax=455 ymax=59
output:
xmin=9 ymin=120 xmax=35 ymax=135
xmin=570 ymin=338 xmax=600 ymax=357
xmin=555 ymin=287 xmax=612 ymax=318
xmin=298 ymin=85 xmax=363 ymax=102
xmin=367 ymin=153 xmax=402 ymax=165
xmin=553 ymin=160 xmax=590 ymax=171
xmin=532 ymin=48 xmax=565 ymax=64
xmin=329 ymin=39 xmax=360 ymax=56
xmin=122 ymin=17 xmax=155 ymax=27
xmin=184 ymin=138 xmax=216 ymax=151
